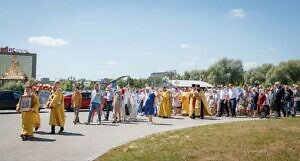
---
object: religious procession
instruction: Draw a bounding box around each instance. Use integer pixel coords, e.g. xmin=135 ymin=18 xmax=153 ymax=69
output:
xmin=16 ymin=80 xmax=300 ymax=141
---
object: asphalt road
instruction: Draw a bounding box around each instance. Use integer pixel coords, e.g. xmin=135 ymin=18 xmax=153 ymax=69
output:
xmin=0 ymin=110 xmax=255 ymax=161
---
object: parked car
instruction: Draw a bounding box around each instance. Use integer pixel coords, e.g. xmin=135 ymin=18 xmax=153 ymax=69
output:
xmin=0 ymin=90 xmax=23 ymax=110
xmin=64 ymin=91 xmax=91 ymax=111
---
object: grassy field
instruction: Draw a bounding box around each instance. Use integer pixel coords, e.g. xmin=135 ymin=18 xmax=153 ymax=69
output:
xmin=97 ymin=118 xmax=300 ymax=161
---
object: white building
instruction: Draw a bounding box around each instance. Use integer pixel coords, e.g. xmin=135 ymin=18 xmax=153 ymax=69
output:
xmin=166 ymin=79 xmax=214 ymax=88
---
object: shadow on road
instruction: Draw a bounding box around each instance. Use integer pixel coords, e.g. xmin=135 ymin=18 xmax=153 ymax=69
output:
xmin=26 ymin=137 xmax=56 ymax=142
xmin=0 ymin=111 xmax=19 ymax=114
xmin=121 ymin=121 xmax=138 ymax=125
xmin=133 ymin=119 xmax=148 ymax=123
xmin=81 ymin=122 xmax=119 ymax=126
xmin=58 ymin=132 xmax=84 ymax=136
xmin=35 ymin=131 xmax=84 ymax=136
xmin=152 ymin=123 xmax=173 ymax=126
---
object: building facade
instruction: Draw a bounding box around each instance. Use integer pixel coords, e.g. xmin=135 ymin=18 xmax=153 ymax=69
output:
xmin=0 ymin=47 xmax=37 ymax=83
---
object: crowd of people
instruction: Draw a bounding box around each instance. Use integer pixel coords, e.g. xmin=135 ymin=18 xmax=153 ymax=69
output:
xmin=208 ymin=82 xmax=300 ymax=118
xmin=16 ymin=80 xmax=300 ymax=141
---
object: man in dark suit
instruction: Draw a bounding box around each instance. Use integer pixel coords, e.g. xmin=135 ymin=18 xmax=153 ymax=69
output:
xmin=273 ymin=82 xmax=286 ymax=117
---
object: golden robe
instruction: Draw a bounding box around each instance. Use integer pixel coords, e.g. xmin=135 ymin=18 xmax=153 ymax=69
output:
xmin=48 ymin=89 xmax=65 ymax=126
xmin=181 ymin=91 xmax=190 ymax=116
xmin=158 ymin=91 xmax=172 ymax=117
xmin=17 ymin=94 xmax=40 ymax=136
xmin=189 ymin=90 xmax=198 ymax=117
xmin=33 ymin=111 xmax=41 ymax=129
xmin=195 ymin=90 xmax=212 ymax=117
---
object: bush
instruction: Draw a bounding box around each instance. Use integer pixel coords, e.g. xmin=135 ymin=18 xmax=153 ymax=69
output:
xmin=1 ymin=81 xmax=24 ymax=92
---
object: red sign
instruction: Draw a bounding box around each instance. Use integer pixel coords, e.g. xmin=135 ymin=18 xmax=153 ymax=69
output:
xmin=0 ymin=46 xmax=29 ymax=53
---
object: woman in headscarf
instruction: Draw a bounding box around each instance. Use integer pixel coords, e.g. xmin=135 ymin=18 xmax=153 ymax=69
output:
xmin=144 ymin=87 xmax=156 ymax=124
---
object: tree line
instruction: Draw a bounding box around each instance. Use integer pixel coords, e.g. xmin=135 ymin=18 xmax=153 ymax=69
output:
xmin=176 ymin=58 xmax=300 ymax=87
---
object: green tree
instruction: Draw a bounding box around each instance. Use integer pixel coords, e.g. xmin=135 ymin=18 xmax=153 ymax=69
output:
xmin=131 ymin=78 xmax=147 ymax=88
xmin=190 ymin=70 xmax=201 ymax=80
xmin=244 ymin=63 xmax=274 ymax=86
xmin=266 ymin=60 xmax=300 ymax=85
xmin=284 ymin=60 xmax=300 ymax=84
xmin=117 ymin=76 xmax=133 ymax=88
xmin=198 ymin=70 xmax=208 ymax=82
xmin=182 ymin=71 xmax=191 ymax=80
xmin=60 ymin=80 xmax=73 ymax=91
xmin=1 ymin=81 xmax=24 ymax=92
xmin=206 ymin=58 xmax=244 ymax=85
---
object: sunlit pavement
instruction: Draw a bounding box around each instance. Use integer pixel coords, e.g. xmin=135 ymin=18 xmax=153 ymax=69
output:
xmin=0 ymin=110 xmax=256 ymax=161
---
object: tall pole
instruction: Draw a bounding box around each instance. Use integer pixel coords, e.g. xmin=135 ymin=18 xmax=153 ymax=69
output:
xmin=170 ymin=70 xmax=173 ymax=113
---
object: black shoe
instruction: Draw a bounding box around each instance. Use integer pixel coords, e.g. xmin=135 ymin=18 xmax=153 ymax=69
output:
xmin=49 ymin=125 xmax=55 ymax=134
xmin=190 ymin=116 xmax=195 ymax=119
xmin=21 ymin=135 xmax=26 ymax=141
xmin=21 ymin=135 xmax=32 ymax=141
xmin=59 ymin=127 xmax=64 ymax=134
xmin=35 ymin=127 xmax=39 ymax=132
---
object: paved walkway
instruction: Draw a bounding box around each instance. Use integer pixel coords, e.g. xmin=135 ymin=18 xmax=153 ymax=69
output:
xmin=0 ymin=110 xmax=255 ymax=161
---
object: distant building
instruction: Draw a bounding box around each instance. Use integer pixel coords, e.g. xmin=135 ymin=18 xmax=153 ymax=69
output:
xmin=40 ymin=78 xmax=50 ymax=84
xmin=0 ymin=47 xmax=37 ymax=84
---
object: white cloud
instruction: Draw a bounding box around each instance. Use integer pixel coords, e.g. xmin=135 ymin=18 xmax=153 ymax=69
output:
xmin=28 ymin=36 xmax=69 ymax=47
xmin=106 ymin=61 xmax=118 ymax=65
xmin=230 ymin=8 xmax=246 ymax=18
xmin=180 ymin=62 xmax=195 ymax=67
xmin=269 ymin=48 xmax=277 ymax=53
xmin=179 ymin=43 xmax=191 ymax=49
xmin=179 ymin=43 xmax=200 ymax=50
xmin=244 ymin=62 xmax=258 ymax=69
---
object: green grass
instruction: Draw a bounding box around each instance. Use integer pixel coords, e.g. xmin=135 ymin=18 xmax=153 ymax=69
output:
xmin=97 ymin=118 xmax=300 ymax=161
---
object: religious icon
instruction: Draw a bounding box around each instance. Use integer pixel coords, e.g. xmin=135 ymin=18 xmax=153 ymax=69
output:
xmin=19 ymin=96 xmax=32 ymax=112
xmin=38 ymin=90 xmax=51 ymax=108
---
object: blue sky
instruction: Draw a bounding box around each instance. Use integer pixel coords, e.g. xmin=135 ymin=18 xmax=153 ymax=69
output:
xmin=1 ymin=0 xmax=299 ymax=80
